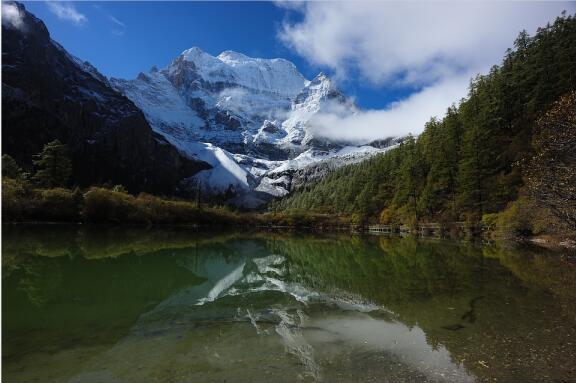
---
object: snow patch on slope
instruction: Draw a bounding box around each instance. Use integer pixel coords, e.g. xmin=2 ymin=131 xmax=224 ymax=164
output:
xmin=270 ymin=145 xmax=383 ymax=175
xmin=181 ymin=143 xmax=251 ymax=193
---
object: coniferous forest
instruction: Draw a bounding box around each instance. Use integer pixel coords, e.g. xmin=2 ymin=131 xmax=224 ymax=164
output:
xmin=271 ymin=13 xmax=576 ymax=238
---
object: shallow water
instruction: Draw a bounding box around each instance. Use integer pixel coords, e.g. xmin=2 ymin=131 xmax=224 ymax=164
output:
xmin=3 ymin=226 xmax=576 ymax=382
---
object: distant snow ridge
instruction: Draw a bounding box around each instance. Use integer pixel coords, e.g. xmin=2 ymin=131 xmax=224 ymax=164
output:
xmin=110 ymin=47 xmax=394 ymax=206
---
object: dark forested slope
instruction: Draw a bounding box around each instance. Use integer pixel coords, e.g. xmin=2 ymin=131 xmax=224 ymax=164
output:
xmin=2 ymin=2 xmax=208 ymax=193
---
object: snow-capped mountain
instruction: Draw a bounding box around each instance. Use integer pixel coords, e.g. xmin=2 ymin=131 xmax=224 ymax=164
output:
xmin=111 ymin=48 xmax=356 ymax=157
xmin=3 ymin=1 xmax=392 ymax=207
xmin=111 ymin=47 xmax=391 ymax=205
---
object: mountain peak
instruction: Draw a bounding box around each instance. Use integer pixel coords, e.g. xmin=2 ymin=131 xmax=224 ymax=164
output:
xmin=180 ymin=46 xmax=216 ymax=63
xmin=181 ymin=46 xmax=205 ymax=55
xmin=305 ymin=72 xmax=340 ymax=96
xmin=311 ymin=71 xmax=332 ymax=84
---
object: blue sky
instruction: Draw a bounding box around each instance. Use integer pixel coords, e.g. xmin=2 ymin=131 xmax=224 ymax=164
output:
xmin=22 ymin=1 xmax=412 ymax=109
xmin=20 ymin=1 xmax=573 ymax=139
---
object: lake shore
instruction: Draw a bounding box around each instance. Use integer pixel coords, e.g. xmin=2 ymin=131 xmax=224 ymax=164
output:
xmin=3 ymin=220 xmax=576 ymax=256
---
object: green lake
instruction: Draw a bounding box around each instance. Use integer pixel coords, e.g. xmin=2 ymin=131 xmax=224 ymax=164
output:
xmin=2 ymin=226 xmax=576 ymax=382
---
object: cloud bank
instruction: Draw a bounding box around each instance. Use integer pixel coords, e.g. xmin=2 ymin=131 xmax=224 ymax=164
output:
xmin=279 ymin=2 xmax=574 ymax=141
xmin=310 ymin=75 xmax=470 ymax=143
xmin=46 ymin=1 xmax=87 ymax=25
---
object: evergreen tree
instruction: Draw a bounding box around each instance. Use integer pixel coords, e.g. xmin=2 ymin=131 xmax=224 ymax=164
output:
xmin=32 ymin=140 xmax=72 ymax=188
xmin=2 ymin=154 xmax=22 ymax=179
xmin=394 ymin=136 xmax=425 ymax=222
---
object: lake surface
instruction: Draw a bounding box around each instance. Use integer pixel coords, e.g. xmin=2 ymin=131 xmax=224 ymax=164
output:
xmin=3 ymin=226 xmax=576 ymax=383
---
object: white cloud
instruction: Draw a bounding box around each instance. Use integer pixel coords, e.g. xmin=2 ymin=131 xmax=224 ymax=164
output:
xmin=279 ymin=2 xmax=574 ymax=140
xmin=310 ymin=74 xmax=471 ymax=143
xmin=46 ymin=1 xmax=87 ymax=25
xmin=2 ymin=3 xmax=25 ymax=30
xmin=280 ymin=2 xmax=571 ymax=86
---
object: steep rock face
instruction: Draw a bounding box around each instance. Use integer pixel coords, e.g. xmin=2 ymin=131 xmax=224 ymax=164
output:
xmin=1 ymin=2 xmax=208 ymax=193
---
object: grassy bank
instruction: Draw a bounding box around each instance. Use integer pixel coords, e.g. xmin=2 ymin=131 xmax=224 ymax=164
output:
xmin=2 ymin=179 xmax=239 ymax=225
xmin=1 ymin=178 xmax=353 ymax=229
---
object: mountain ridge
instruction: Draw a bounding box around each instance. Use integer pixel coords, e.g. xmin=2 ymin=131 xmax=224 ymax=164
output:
xmin=1 ymin=1 xmax=209 ymax=193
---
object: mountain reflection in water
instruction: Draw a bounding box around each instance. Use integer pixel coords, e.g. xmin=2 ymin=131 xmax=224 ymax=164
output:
xmin=3 ymin=226 xmax=575 ymax=382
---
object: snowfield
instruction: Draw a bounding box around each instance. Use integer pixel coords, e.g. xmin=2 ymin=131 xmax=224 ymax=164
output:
xmin=269 ymin=146 xmax=383 ymax=175
xmin=181 ymin=143 xmax=251 ymax=193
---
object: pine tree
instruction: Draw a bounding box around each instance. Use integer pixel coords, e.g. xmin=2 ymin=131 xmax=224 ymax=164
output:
xmin=2 ymin=154 xmax=23 ymax=180
xmin=417 ymin=114 xmax=461 ymax=217
xmin=394 ymin=136 xmax=425 ymax=222
xmin=32 ymin=140 xmax=72 ymax=188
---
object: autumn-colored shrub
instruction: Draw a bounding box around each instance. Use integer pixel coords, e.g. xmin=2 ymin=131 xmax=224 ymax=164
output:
xmin=491 ymin=196 xmax=535 ymax=240
xmin=33 ymin=188 xmax=80 ymax=222
xmin=82 ymin=187 xmax=137 ymax=223
xmin=379 ymin=207 xmax=405 ymax=230
xmin=81 ymin=187 xmax=244 ymax=225
xmin=2 ymin=177 xmax=30 ymax=221
xmin=132 ymin=193 xmax=202 ymax=224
